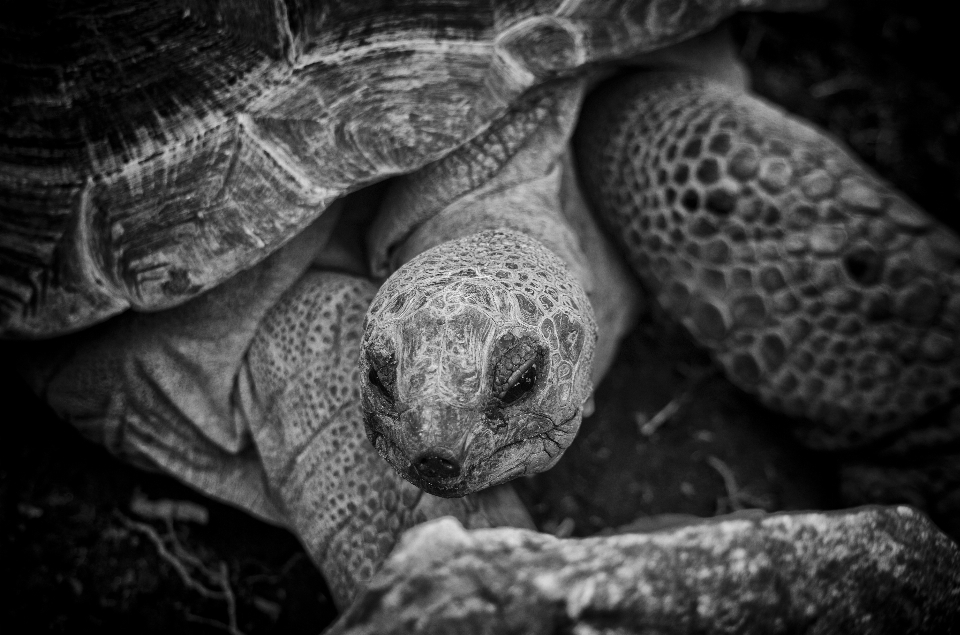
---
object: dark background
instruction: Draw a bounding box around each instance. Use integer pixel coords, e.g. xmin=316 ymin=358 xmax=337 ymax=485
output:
xmin=3 ymin=0 xmax=959 ymax=632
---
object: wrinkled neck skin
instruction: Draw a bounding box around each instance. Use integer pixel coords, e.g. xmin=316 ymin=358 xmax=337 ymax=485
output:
xmin=382 ymin=160 xmax=594 ymax=295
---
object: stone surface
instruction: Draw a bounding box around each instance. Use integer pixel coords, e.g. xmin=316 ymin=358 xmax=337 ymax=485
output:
xmin=329 ymin=507 xmax=960 ymax=634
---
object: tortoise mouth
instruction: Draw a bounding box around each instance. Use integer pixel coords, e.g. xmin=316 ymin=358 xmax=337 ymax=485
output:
xmin=404 ymin=469 xmax=470 ymax=498
xmin=370 ymin=430 xmax=471 ymax=497
xmin=366 ymin=410 xmax=582 ymax=498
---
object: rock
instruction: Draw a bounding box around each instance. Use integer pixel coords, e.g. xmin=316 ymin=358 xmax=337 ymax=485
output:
xmin=328 ymin=506 xmax=960 ymax=634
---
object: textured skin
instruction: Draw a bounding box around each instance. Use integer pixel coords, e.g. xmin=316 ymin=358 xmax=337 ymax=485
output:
xmin=366 ymin=80 xmax=585 ymax=278
xmin=246 ymin=271 xmax=425 ymax=606
xmin=14 ymin=216 xmax=535 ymax=610
xmin=244 ymin=268 xmax=533 ymax=608
xmin=369 ymin=80 xmax=595 ymax=292
xmin=361 ymin=229 xmax=597 ymax=497
xmin=12 ymin=216 xmax=339 ymax=525
xmin=576 ymin=72 xmax=960 ymax=449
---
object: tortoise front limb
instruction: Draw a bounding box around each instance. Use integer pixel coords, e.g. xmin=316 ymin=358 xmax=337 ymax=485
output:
xmin=575 ymin=71 xmax=960 ymax=450
xmin=14 ymin=215 xmax=340 ymax=525
xmin=19 ymin=215 xmax=531 ymax=609
xmin=242 ymin=270 xmax=533 ymax=609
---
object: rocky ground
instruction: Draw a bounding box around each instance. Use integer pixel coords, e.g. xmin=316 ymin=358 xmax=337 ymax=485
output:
xmin=3 ymin=0 xmax=959 ymax=632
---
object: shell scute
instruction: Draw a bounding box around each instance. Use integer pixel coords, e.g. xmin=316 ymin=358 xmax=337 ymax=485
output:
xmin=1 ymin=0 xmax=815 ymax=336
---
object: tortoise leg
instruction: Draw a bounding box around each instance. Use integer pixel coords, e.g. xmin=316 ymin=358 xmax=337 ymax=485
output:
xmin=18 ymin=215 xmax=532 ymax=611
xmin=575 ymin=71 xmax=960 ymax=450
xmin=241 ymin=269 xmax=533 ymax=609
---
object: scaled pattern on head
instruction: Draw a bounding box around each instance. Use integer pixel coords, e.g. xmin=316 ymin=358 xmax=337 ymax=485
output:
xmin=360 ymin=229 xmax=597 ymax=497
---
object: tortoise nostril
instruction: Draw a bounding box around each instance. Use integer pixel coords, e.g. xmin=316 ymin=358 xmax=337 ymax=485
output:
xmin=415 ymin=451 xmax=461 ymax=480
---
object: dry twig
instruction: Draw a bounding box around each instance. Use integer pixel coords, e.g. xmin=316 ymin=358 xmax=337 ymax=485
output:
xmin=636 ymin=396 xmax=686 ymax=437
xmin=635 ymin=370 xmax=716 ymax=437
xmin=116 ymin=512 xmax=244 ymax=634
xmin=130 ymin=489 xmax=209 ymax=525
xmin=706 ymin=456 xmax=771 ymax=515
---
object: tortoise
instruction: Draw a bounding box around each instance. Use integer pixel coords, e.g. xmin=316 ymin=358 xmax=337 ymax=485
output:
xmin=4 ymin=0 xmax=960 ymax=613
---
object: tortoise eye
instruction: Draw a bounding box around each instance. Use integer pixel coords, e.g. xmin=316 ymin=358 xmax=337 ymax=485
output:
xmin=369 ymin=368 xmax=392 ymax=401
xmin=367 ymin=355 xmax=397 ymax=404
xmin=500 ymin=359 xmax=538 ymax=405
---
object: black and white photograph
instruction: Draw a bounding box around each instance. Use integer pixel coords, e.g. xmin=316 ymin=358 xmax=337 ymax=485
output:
xmin=2 ymin=0 xmax=959 ymax=632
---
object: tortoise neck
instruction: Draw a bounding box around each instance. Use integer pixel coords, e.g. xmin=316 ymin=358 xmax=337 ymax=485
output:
xmin=382 ymin=162 xmax=593 ymax=290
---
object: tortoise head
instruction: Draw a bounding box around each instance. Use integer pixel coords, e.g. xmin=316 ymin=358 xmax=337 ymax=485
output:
xmin=360 ymin=229 xmax=597 ymax=497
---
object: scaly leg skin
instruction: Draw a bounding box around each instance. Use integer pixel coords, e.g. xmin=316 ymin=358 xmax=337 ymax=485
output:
xmin=19 ymin=214 xmax=532 ymax=611
xmin=242 ymin=269 xmax=533 ymax=609
xmin=575 ymin=72 xmax=960 ymax=450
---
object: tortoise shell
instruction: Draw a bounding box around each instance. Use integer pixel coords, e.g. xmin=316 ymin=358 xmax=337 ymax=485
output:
xmin=0 ymin=0 xmax=822 ymax=337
